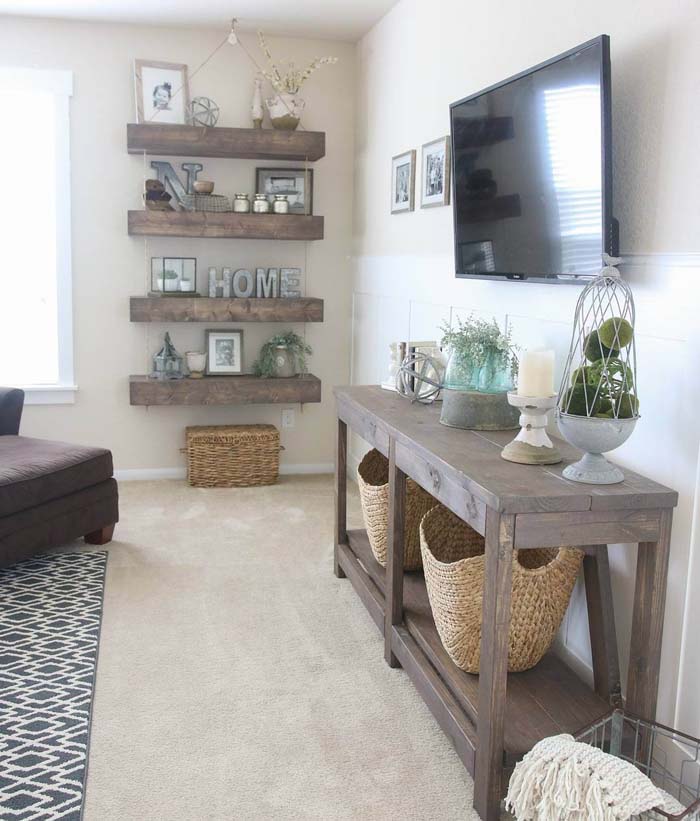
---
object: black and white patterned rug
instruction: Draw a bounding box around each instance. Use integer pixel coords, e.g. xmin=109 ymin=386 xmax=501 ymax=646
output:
xmin=0 ymin=552 xmax=107 ymax=821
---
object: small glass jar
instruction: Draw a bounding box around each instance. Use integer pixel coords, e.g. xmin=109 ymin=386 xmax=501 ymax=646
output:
xmin=252 ymin=194 xmax=270 ymax=214
xmin=233 ymin=193 xmax=250 ymax=213
xmin=273 ymin=194 xmax=290 ymax=215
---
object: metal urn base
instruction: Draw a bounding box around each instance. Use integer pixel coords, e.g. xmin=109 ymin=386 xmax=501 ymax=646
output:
xmin=440 ymin=388 xmax=519 ymax=431
xmin=562 ymin=452 xmax=625 ymax=484
xmin=556 ymin=412 xmax=639 ymax=485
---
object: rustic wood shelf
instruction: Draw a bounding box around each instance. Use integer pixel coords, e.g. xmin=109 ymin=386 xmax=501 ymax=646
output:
xmin=130 ymin=374 xmax=321 ymax=406
xmin=130 ymin=296 xmax=324 ymax=323
xmin=127 ymin=122 xmax=326 ymax=161
xmin=340 ymin=528 xmax=610 ymax=767
xmin=128 ymin=211 xmax=324 ymax=240
xmin=334 ymin=385 xmax=677 ymax=820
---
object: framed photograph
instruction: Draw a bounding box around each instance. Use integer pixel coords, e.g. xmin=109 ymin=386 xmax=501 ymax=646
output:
xmin=134 ymin=59 xmax=189 ymax=125
xmin=421 ymin=137 xmax=451 ymax=208
xmin=255 ymin=168 xmax=314 ymax=215
xmin=391 ymin=150 xmax=416 ymax=214
xmin=150 ymin=257 xmax=196 ymax=294
xmin=205 ymin=330 xmax=243 ymax=376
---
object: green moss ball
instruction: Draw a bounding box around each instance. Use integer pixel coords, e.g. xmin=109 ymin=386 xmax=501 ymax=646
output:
xmin=599 ymin=317 xmax=634 ymax=350
xmin=571 ymin=365 xmax=592 ymax=385
xmin=584 ymin=330 xmax=619 ymax=363
xmin=562 ymin=384 xmax=600 ymax=417
xmin=614 ymin=392 xmax=639 ymax=418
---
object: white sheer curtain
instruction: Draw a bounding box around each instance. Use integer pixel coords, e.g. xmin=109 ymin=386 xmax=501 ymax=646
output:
xmin=0 ymin=68 xmax=74 ymax=401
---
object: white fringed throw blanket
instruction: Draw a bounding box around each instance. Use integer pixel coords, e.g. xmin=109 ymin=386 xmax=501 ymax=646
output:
xmin=505 ymin=734 xmax=669 ymax=820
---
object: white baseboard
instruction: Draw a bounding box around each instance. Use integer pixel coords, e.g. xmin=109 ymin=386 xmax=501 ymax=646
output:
xmin=114 ymin=463 xmax=333 ymax=481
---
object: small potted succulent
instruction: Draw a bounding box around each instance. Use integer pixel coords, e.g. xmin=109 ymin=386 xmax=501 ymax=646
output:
xmin=254 ymin=331 xmax=312 ymax=378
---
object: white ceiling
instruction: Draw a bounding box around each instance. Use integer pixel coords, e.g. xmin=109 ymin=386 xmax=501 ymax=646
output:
xmin=0 ymin=0 xmax=398 ymax=41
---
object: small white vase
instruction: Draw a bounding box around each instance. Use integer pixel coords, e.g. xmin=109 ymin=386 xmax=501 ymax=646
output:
xmin=265 ymin=93 xmax=305 ymax=131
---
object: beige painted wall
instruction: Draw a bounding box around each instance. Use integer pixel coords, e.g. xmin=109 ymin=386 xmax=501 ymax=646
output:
xmin=0 ymin=16 xmax=355 ymax=472
xmin=352 ymin=0 xmax=700 ymax=734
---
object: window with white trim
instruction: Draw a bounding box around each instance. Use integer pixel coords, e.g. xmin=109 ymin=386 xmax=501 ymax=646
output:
xmin=0 ymin=68 xmax=75 ymax=404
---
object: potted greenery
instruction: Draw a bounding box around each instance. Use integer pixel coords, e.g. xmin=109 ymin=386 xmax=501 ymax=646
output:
xmin=439 ymin=315 xmax=520 ymax=430
xmin=254 ymin=331 xmax=312 ymax=378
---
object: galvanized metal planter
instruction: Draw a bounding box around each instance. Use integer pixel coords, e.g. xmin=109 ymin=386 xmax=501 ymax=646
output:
xmin=440 ymin=388 xmax=519 ymax=430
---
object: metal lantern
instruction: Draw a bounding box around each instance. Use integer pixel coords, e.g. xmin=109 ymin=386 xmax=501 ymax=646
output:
xmin=151 ymin=332 xmax=184 ymax=380
xmin=187 ymin=96 xmax=220 ymax=127
xmin=556 ymin=256 xmax=639 ymax=484
xmin=395 ymin=352 xmax=445 ymax=404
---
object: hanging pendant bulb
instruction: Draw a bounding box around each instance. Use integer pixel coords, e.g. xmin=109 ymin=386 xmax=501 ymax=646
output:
xmin=227 ymin=18 xmax=238 ymax=46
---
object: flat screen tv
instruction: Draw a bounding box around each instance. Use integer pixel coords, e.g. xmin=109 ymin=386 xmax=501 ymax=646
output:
xmin=450 ymin=35 xmax=617 ymax=283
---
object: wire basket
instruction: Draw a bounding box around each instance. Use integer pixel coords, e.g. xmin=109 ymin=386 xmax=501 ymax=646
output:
xmin=576 ymin=710 xmax=700 ymax=819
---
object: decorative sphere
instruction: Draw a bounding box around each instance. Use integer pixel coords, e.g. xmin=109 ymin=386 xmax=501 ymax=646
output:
xmin=599 ymin=317 xmax=634 ymax=350
xmin=584 ymin=329 xmax=618 ymax=363
xmin=187 ymin=96 xmax=220 ymax=127
xmin=396 ymin=353 xmax=444 ymax=404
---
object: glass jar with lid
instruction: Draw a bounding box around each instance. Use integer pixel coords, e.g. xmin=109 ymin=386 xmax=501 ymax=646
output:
xmin=233 ymin=193 xmax=250 ymax=213
xmin=252 ymin=194 xmax=270 ymax=214
xmin=273 ymin=195 xmax=290 ymax=215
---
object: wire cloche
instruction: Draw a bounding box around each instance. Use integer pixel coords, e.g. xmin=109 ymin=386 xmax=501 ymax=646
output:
xmin=556 ymin=256 xmax=639 ymax=484
xmin=395 ymin=352 xmax=445 ymax=404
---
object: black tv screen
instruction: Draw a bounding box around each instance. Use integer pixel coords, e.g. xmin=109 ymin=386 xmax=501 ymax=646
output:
xmin=450 ymin=36 xmax=616 ymax=282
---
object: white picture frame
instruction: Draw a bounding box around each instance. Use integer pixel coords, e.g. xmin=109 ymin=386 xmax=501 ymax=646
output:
xmin=205 ymin=330 xmax=243 ymax=376
xmin=134 ymin=59 xmax=190 ymax=125
xmin=421 ymin=136 xmax=451 ymax=208
xmin=391 ymin=149 xmax=416 ymax=214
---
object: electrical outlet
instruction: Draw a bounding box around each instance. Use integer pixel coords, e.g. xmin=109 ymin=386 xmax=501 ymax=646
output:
xmin=281 ymin=408 xmax=295 ymax=429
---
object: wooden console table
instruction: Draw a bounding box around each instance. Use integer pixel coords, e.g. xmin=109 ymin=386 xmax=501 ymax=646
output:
xmin=333 ymin=386 xmax=677 ymax=821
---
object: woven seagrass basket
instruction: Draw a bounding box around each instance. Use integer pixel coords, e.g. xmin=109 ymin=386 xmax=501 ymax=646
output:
xmin=357 ymin=449 xmax=438 ymax=571
xmin=184 ymin=425 xmax=280 ymax=488
xmin=420 ymin=505 xmax=583 ymax=672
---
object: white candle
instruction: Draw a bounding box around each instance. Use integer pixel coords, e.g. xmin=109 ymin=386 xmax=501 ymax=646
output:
xmin=517 ymin=349 xmax=555 ymax=397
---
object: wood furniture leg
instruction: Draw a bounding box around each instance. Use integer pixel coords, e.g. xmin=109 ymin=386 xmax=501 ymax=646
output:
xmin=583 ymin=545 xmax=622 ymax=705
xmin=85 ymin=524 xmax=115 ymax=545
xmin=385 ymin=437 xmax=406 ymax=667
xmin=626 ymin=509 xmax=673 ymax=721
xmin=474 ymin=510 xmax=515 ymax=821
xmin=334 ymin=418 xmax=347 ymax=579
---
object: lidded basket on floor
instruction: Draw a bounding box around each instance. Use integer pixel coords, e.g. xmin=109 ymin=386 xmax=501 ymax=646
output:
xmin=184 ymin=424 xmax=280 ymax=488
xmin=357 ymin=448 xmax=437 ymax=571
xmin=420 ymin=505 xmax=583 ymax=672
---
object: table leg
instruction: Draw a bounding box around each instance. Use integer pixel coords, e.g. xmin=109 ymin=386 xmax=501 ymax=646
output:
xmin=626 ymin=509 xmax=673 ymax=721
xmin=474 ymin=509 xmax=514 ymax=821
xmin=385 ymin=438 xmax=406 ymax=667
xmin=334 ymin=418 xmax=347 ymax=579
xmin=583 ymin=545 xmax=622 ymax=706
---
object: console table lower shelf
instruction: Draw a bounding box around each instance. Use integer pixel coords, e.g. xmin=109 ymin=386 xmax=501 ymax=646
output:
xmin=338 ymin=528 xmax=610 ymax=774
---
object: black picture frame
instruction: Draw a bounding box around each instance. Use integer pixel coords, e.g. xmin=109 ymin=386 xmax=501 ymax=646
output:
xmin=255 ymin=167 xmax=314 ymax=215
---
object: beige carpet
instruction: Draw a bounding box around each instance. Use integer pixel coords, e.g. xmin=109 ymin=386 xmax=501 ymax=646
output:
xmin=72 ymin=476 xmax=480 ymax=820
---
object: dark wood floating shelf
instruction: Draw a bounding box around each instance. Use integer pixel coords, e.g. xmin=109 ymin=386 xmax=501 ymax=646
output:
xmin=128 ymin=211 xmax=324 ymax=241
xmin=339 ymin=528 xmax=609 ymax=769
xmin=130 ymin=296 xmax=324 ymax=323
xmin=129 ymin=374 xmax=321 ymax=406
xmin=127 ymin=122 xmax=326 ymax=161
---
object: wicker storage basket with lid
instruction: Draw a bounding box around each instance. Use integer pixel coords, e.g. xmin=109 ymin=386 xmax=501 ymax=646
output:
xmin=357 ymin=448 xmax=438 ymax=571
xmin=420 ymin=504 xmax=583 ymax=672
xmin=184 ymin=425 xmax=280 ymax=488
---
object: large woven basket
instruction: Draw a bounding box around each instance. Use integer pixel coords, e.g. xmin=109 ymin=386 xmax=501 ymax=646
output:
xmin=184 ymin=425 xmax=280 ymax=488
xmin=357 ymin=449 xmax=437 ymax=571
xmin=420 ymin=505 xmax=583 ymax=672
